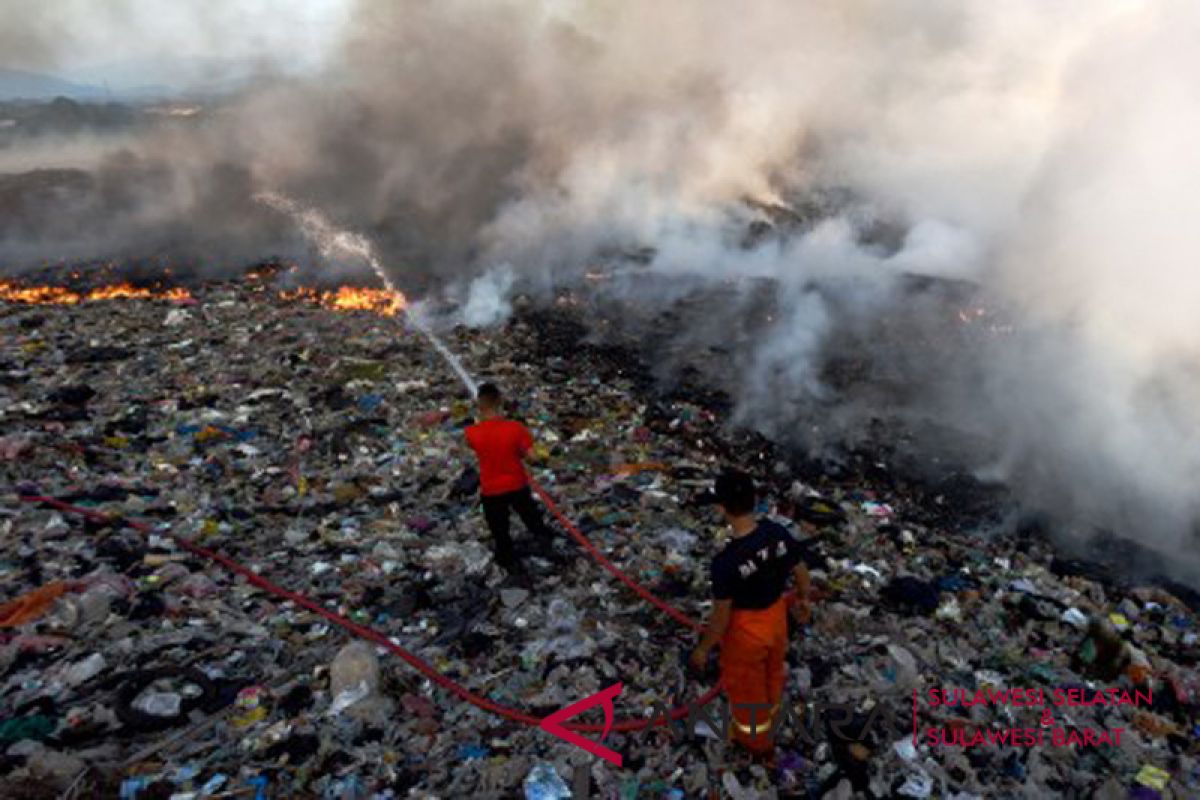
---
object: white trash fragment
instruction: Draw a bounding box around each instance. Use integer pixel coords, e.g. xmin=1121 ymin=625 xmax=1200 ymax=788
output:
xmin=133 ymin=691 xmax=182 ymax=717
xmin=63 ymin=653 xmax=106 ymax=686
xmin=329 ymin=681 xmax=372 ymax=715
xmin=1061 ymin=607 xmax=1089 ymax=628
xmin=164 ymin=308 xmax=192 ymax=327
xmin=935 ymin=597 xmax=962 ymax=621
xmin=893 ymin=738 xmax=919 ymax=761
xmin=897 ymin=770 xmax=933 ymax=798
xmin=852 ymin=563 xmax=883 ymax=580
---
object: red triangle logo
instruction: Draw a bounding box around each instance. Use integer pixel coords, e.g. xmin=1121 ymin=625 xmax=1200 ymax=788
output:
xmin=538 ymin=682 xmax=624 ymax=766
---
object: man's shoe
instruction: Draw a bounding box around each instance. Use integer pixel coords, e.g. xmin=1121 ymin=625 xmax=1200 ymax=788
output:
xmin=500 ymin=561 xmax=531 ymax=585
xmin=533 ymin=533 xmax=570 ymax=556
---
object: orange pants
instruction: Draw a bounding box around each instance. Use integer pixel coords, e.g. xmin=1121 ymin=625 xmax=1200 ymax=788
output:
xmin=720 ymin=598 xmax=789 ymax=754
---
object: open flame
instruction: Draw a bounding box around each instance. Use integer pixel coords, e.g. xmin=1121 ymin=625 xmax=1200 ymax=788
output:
xmin=279 ymin=286 xmax=407 ymax=316
xmin=1 ymin=279 xmax=406 ymax=317
xmin=0 ymin=281 xmax=193 ymax=305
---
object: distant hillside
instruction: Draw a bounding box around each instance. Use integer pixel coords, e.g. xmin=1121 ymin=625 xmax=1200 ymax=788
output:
xmin=0 ymin=67 xmax=106 ymax=101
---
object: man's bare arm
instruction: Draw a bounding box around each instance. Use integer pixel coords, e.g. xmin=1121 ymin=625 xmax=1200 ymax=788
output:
xmin=792 ymin=563 xmax=812 ymax=624
xmin=793 ymin=563 xmax=811 ymax=600
xmin=690 ymin=599 xmax=733 ymax=670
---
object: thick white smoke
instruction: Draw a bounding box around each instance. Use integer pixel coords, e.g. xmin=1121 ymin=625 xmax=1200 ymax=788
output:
xmin=462 ymin=265 xmax=517 ymax=328
xmin=977 ymin=1 xmax=1200 ymax=561
xmin=4 ymin=0 xmax=1199 ymax=572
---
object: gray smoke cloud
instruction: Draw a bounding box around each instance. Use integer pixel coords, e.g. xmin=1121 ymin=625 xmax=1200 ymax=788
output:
xmin=4 ymin=0 xmax=1199 ymax=574
xmin=0 ymin=0 xmax=339 ymax=73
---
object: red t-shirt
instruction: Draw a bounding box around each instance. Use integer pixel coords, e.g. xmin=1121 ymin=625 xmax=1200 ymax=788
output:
xmin=465 ymin=418 xmax=533 ymax=496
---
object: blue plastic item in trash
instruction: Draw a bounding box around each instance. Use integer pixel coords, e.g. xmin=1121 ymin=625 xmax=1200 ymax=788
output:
xmin=524 ymin=763 xmax=572 ymax=800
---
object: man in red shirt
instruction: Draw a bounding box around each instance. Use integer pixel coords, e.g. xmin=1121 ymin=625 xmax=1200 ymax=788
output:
xmin=465 ymin=383 xmax=553 ymax=574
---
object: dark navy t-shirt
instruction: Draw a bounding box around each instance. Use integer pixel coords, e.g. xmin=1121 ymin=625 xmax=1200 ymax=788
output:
xmin=711 ymin=520 xmax=804 ymax=610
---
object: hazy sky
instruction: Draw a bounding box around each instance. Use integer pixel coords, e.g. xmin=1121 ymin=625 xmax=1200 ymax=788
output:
xmin=4 ymin=0 xmax=351 ymax=79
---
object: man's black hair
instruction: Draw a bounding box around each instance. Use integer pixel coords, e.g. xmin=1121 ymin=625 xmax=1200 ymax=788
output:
xmin=477 ymin=383 xmax=502 ymax=404
xmin=714 ymin=470 xmax=756 ymax=516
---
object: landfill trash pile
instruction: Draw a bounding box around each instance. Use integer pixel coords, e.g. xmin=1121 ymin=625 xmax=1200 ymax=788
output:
xmin=2 ymin=276 xmax=1199 ymax=799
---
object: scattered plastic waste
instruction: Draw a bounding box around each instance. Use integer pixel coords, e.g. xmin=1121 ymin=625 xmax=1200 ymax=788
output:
xmin=4 ymin=275 xmax=1199 ymax=796
xmin=230 ymin=686 xmax=269 ymax=727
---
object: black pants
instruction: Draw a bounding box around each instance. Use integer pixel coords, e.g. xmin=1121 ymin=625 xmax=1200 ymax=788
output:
xmin=481 ymin=486 xmax=552 ymax=568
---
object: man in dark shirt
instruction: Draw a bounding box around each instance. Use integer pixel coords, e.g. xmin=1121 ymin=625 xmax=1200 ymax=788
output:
xmin=464 ymin=383 xmax=553 ymax=575
xmin=690 ymin=470 xmax=811 ymax=758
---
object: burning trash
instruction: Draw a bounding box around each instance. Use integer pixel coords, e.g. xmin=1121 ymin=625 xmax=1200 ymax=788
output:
xmin=0 ymin=280 xmax=193 ymax=306
xmin=3 ymin=279 xmax=1199 ymax=798
xmin=2 ymin=0 xmax=1200 ymax=796
xmin=0 ymin=278 xmax=408 ymax=317
xmin=279 ymin=285 xmax=407 ymax=316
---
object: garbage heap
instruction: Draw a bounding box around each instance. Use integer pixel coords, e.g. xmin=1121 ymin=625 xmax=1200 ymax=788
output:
xmin=1 ymin=279 xmax=1199 ymax=799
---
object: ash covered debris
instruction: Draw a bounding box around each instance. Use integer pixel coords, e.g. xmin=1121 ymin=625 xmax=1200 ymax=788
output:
xmin=0 ymin=283 xmax=1199 ymax=799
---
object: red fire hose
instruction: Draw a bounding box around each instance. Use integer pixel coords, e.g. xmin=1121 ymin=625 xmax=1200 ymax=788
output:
xmin=528 ymin=477 xmax=704 ymax=632
xmin=18 ymin=494 xmax=719 ymax=733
